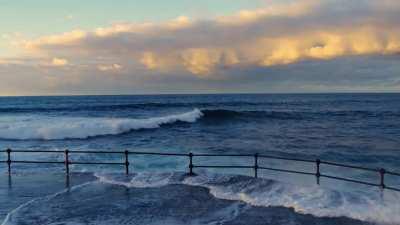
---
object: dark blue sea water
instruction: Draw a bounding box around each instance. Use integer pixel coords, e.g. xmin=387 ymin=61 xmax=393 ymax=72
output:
xmin=0 ymin=94 xmax=399 ymax=225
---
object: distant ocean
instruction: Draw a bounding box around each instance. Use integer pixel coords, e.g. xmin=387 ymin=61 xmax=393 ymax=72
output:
xmin=1 ymin=93 xmax=400 ymax=225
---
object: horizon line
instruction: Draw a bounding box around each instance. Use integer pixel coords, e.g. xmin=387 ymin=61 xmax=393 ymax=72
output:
xmin=0 ymin=91 xmax=399 ymax=98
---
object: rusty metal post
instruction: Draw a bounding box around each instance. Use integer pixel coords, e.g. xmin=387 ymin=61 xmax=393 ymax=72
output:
xmin=124 ymin=150 xmax=129 ymax=175
xmin=6 ymin=148 xmax=11 ymax=174
xmin=189 ymin=152 xmax=194 ymax=175
xmin=64 ymin=149 xmax=69 ymax=175
xmin=379 ymin=168 xmax=385 ymax=189
xmin=254 ymin=153 xmax=259 ymax=178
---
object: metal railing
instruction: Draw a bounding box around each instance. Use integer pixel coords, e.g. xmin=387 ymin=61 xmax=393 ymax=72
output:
xmin=1 ymin=148 xmax=400 ymax=192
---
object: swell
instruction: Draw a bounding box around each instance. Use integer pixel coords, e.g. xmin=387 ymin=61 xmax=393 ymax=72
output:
xmin=201 ymin=109 xmax=304 ymax=120
xmin=0 ymin=109 xmax=305 ymax=141
xmin=201 ymin=109 xmax=400 ymax=120
xmin=0 ymin=97 xmax=392 ymax=114
xmin=1 ymin=108 xmax=399 ymax=141
xmin=0 ymin=101 xmax=266 ymax=113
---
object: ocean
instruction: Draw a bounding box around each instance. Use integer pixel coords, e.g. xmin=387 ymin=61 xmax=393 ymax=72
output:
xmin=0 ymin=93 xmax=399 ymax=224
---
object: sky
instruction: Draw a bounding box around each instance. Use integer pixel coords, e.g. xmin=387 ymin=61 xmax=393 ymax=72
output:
xmin=0 ymin=0 xmax=400 ymax=96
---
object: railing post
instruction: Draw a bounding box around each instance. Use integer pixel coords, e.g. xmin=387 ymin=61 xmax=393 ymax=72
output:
xmin=189 ymin=152 xmax=194 ymax=176
xmin=6 ymin=148 xmax=11 ymax=174
xmin=65 ymin=174 xmax=70 ymax=189
xmin=316 ymin=159 xmax=321 ymax=185
xmin=124 ymin=150 xmax=129 ymax=175
xmin=254 ymin=153 xmax=258 ymax=178
xmin=64 ymin=149 xmax=69 ymax=175
xmin=379 ymin=168 xmax=385 ymax=189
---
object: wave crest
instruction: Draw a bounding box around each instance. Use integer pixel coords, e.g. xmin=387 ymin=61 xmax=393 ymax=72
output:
xmin=0 ymin=109 xmax=203 ymax=140
xmin=2 ymin=108 xmax=396 ymax=140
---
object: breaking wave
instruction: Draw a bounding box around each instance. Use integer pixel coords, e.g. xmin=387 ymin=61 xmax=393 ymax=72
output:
xmin=0 ymin=108 xmax=304 ymax=141
xmin=0 ymin=109 xmax=203 ymax=140
xmin=1 ymin=108 xmax=399 ymax=140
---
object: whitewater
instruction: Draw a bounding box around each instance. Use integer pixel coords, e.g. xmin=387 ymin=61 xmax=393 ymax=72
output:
xmin=2 ymin=172 xmax=400 ymax=225
xmin=0 ymin=109 xmax=203 ymax=140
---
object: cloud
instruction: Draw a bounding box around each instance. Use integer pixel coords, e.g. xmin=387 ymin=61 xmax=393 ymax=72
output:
xmin=181 ymin=48 xmax=221 ymax=75
xmin=216 ymin=0 xmax=317 ymax=25
xmin=22 ymin=30 xmax=86 ymax=50
xmin=51 ymin=57 xmax=68 ymax=66
xmin=1 ymin=0 xmax=400 ymax=95
xmin=140 ymin=52 xmax=160 ymax=70
xmin=97 ymin=63 xmax=123 ymax=72
xmin=15 ymin=0 xmax=400 ymax=78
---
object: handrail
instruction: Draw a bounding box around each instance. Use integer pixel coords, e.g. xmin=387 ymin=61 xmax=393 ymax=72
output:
xmin=1 ymin=148 xmax=399 ymax=192
xmin=320 ymin=174 xmax=380 ymax=187
xmin=193 ymin=153 xmax=253 ymax=157
xmin=129 ymin=151 xmax=188 ymax=156
xmin=319 ymin=160 xmax=379 ymax=172
xmin=258 ymin=166 xmax=315 ymax=176
xmin=11 ymin=160 xmax=64 ymax=164
xmin=258 ymin=154 xmax=315 ymax=163
xmin=386 ymin=170 xmax=400 ymax=176
xmin=193 ymin=165 xmax=254 ymax=168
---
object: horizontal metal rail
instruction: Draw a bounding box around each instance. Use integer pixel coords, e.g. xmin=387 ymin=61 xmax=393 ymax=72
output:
xmin=11 ymin=160 xmax=64 ymax=164
xmin=3 ymin=150 xmax=62 ymax=153
xmin=69 ymin=162 xmax=124 ymax=165
xmin=320 ymin=174 xmax=380 ymax=187
xmin=193 ymin=165 xmax=254 ymax=169
xmin=386 ymin=170 xmax=400 ymax=176
xmin=258 ymin=166 xmax=315 ymax=176
xmin=129 ymin=151 xmax=188 ymax=156
xmin=1 ymin=149 xmax=399 ymax=192
xmin=258 ymin=154 xmax=315 ymax=163
xmin=320 ymin=160 xmax=379 ymax=172
xmin=194 ymin=153 xmax=253 ymax=157
xmin=69 ymin=150 xmax=125 ymax=154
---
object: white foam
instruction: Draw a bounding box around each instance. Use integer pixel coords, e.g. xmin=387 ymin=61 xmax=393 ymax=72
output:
xmin=183 ymin=173 xmax=400 ymax=225
xmin=1 ymin=176 xmax=243 ymax=225
xmin=95 ymin=172 xmax=178 ymax=188
xmin=95 ymin=172 xmax=400 ymax=225
xmin=0 ymin=109 xmax=203 ymax=140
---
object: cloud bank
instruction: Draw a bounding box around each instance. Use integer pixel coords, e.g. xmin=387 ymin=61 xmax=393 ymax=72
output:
xmin=1 ymin=0 xmax=400 ymax=95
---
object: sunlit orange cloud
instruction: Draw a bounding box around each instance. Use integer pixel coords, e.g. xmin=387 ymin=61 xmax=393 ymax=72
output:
xmin=216 ymin=0 xmax=317 ymax=25
xmin=21 ymin=30 xmax=86 ymax=51
xmin=97 ymin=63 xmax=123 ymax=72
xmin=51 ymin=58 xmax=68 ymax=66
xmin=95 ymin=16 xmax=192 ymax=37
xmin=10 ymin=0 xmax=400 ymax=77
